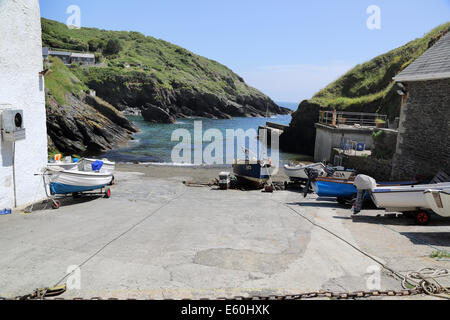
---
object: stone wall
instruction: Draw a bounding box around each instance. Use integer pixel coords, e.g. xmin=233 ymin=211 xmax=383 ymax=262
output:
xmin=0 ymin=0 xmax=48 ymax=208
xmin=372 ymin=129 xmax=398 ymax=160
xmin=332 ymin=150 xmax=393 ymax=181
xmin=391 ymin=79 xmax=450 ymax=180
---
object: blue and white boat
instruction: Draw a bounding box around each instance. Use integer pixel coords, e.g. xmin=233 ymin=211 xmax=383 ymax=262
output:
xmin=233 ymin=160 xmax=271 ymax=188
xmin=312 ymin=177 xmax=419 ymax=201
xmin=312 ymin=177 xmax=358 ymax=198
xmin=45 ymin=167 xmax=114 ymax=195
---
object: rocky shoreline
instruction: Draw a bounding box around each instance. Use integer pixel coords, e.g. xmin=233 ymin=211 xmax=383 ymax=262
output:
xmin=78 ymin=71 xmax=291 ymax=124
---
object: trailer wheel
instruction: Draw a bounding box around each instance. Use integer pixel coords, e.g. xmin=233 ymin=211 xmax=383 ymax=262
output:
xmin=105 ymin=188 xmax=111 ymax=199
xmin=416 ymin=211 xmax=431 ymax=225
xmin=52 ymin=200 xmax=61 ymax=210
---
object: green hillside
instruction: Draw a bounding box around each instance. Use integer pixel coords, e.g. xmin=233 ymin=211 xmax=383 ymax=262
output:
xmin=311 ymin=22 xmax=450 ymax=118
xmin=281 ymin=22 xmax=450 ymax=155
xmin=44 ymin=57 xmax=137 ymax=155
xmin=41 ymin=18 xmax=289 ymax=119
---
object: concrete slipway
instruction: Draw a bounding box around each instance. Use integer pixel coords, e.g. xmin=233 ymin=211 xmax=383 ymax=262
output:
xmin=0 ymin=166 xmax=448 ymax=300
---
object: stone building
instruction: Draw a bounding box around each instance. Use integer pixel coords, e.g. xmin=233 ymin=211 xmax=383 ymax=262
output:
xmin=391 ymin=32 xmax=450 ymax=180
xmin=42 ymin=47 xmax=96 ymax=65
xmin=0 ymin=0 xmax=48 ymax=208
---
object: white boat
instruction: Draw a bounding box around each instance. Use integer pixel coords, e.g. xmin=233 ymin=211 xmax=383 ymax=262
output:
xmin=424 ymin=189 xmax=450 ymax=217
xmin=45 ymin=167 xmax=114 ymax=195
xmin=79 ymin=158 xmax=116 ymax=174
xmin=284 ymin=162 xmax=356 ymax=181
xmin=371 ymin=182 xmax=450 ymax=212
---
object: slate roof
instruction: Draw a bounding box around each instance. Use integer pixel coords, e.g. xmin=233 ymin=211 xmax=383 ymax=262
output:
xmin=394 ymin=32 xmax=450 ymax=82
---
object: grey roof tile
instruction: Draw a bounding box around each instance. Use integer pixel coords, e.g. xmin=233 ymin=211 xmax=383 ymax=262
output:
xmin=395 ymin=32 xmax=450 ymax=82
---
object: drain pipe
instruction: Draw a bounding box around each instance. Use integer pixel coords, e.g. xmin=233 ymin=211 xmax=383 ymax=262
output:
xmin=12 ymin=140 xmax=17 ymax=208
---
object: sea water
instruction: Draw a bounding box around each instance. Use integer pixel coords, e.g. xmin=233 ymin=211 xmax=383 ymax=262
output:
xmin=102 ymin=103 xmax=311 ymax=166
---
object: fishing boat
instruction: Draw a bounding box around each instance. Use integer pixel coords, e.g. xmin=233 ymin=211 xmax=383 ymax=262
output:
xmin=370 ymin=182 xmax=450 ymax=212
xmin=312 ymin=177 xmax=358 ymax=199
xmin=233 ymin=160 xmax=271 ymax=188
xmin=45 ymin=166 xmax=113 ymax=196
xmin=424 ymin=189 xmax=450 ymax=217
xmin=284 ymin=163 xmax=356 ymax=182
xmin=311 ymin=176 xmax=418 ymax=205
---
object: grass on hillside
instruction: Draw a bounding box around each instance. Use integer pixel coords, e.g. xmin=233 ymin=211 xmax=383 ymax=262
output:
xmin=44 ymin=56 xmax=89 ymax=105
xmin=41 ymin=18 xmax=267 ymax=100
xmin=309 ymin=22 xmax=450 ymax=117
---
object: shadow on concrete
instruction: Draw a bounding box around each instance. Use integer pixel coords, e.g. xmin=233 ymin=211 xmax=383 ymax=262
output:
xmin=25 ymin=195 xmax=104 ymax=213
xmin=287 ymin=201 xmax=343 ymax=209
xmin=348 ymin=214 xmax=450 ymax=227
xmin=400 ymin=232 xmax=450 ymax=248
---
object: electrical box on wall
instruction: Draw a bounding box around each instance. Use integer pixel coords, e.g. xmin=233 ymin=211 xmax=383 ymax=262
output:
xmin=1 ymin=109 xmax=26 ymax=142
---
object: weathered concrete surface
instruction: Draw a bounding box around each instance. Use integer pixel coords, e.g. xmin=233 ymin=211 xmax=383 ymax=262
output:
xmin=0 ymin=167 xmax=448 ymax=299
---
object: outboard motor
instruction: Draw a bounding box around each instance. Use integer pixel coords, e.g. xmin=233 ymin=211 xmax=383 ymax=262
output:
xmin=304 ymin=168 xmax=319 ymax=198
xmin=324 ymin=165 xmax=336 ymax=177
xmin=353 ymin=175 xmax=377 ymax=214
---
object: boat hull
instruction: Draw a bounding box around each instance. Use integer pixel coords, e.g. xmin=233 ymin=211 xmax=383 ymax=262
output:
xmin=47 ymin=169 xmax=113 ymax=195
xmin=50 ymin=183 xmax=108 ymax=195
xmin=424 ymin=189 xmax=450 ymax=217
xmin=233 ymin=162 xmax=270 ymax=188
xmin=371 ymin=183 xmax=450 ymax=212
xmin=312 ymin=178 xmax=358 ymax=198
xmin=284 ymin=163 xmax=355 ymax=181
xmin=312 ymin=178 xmax=419 ymax=200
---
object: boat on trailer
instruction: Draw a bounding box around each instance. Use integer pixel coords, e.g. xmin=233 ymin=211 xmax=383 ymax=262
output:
xmin=424 ymin=189 xmax=450 ymax=218
xmin=311 ymin=176 xmax=418 ymax=205
xmin=369 ymin=182 xmax=450 ymax=225
xmin=370 ymin=182 xmax=450 ymax=212
xmin=44 ymin=167 xmax=113 ymax=209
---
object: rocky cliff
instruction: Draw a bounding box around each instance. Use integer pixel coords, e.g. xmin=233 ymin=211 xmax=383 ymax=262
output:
xmin=42 ymin=18 xmax=290 ymax=123
xmin=281 ymin=22 xmax=450 ymax=156
xmin=45 ymin=57 xmax=138 ymax=155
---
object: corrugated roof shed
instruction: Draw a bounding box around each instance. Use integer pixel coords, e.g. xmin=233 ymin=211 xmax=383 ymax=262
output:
xmin=71 ymin=52 xmax=95 ymax=59
xmin=394 ymin=32 xmax=450 ymax=82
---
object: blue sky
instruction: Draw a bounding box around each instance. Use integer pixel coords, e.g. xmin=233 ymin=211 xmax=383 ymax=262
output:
xmin=40 ymin=0 xmax=450 ymax=102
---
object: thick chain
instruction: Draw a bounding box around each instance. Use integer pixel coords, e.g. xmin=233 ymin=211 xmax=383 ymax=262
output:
xmin=1 ymin=288 xmax=429 ymax=300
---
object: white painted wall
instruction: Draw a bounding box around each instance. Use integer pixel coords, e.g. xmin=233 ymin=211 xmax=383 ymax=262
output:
xmin=0 ymin=0 xmax=48 ymax=208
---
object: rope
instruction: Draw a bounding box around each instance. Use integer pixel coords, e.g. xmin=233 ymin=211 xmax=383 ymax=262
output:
xmin=281 ymin=202 xmax=405 ymax=279
xmin=42 ymin=189 xmax=189 ymax=299
xmin=280 ymin=201 xmax=450 ymax=296
xmin=402 ymin=268 xmax=450 ymax=298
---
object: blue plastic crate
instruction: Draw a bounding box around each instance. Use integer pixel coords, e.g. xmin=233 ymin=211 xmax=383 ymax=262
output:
xmin=0 ymin=209 xmax=12 ymax=215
